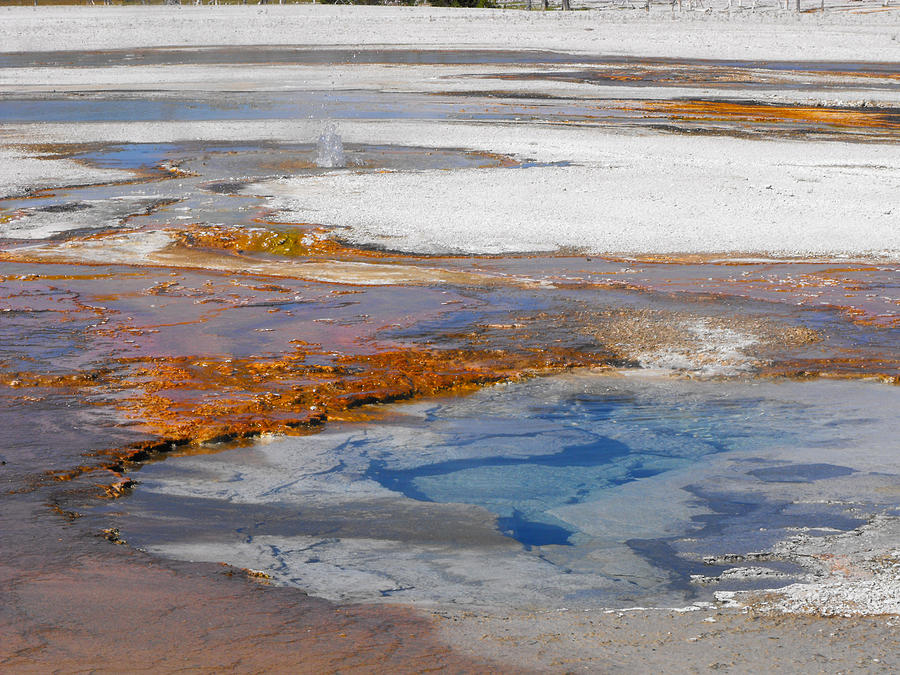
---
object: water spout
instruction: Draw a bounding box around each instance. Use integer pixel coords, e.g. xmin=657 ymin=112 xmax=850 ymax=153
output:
xmin=316 ymin=122 xmax=346 ymax=168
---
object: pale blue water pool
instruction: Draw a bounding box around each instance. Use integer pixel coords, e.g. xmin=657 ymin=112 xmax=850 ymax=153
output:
xmin=93 ymin=374 xmax=900 ymax=609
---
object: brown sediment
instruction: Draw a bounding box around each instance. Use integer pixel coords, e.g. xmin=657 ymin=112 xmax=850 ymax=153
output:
xmin=816 ymin=303 xmax=900 ymax=329
xmin=252 ymin=157 xmax=319 ymax=172
xmin=445 ymin=149 xmax=522 ymax=169
xmin=463 ymin=305 xmax=898 ymax=381
xmin=815 ymin=68 xmax=900 ymax=80
xmin=493 ymin=63 xmax=900 ymax=88
xmin=758 ymin=357 xmax=900 ymax=384
xmin=578 ymin=258 xmax=898 ymax=329
xmin=457 ymin=305 xmax=822 ymax=351
xmin=544 ymin=307 xmax=827 ymax=376
xmin=585 ymin=308 xmax=820 ymax=349
xmin=0 ymin=271 xmax=149 ymax=283
xmin=1 ymin=510 xmax=506 ymax=673
xmin=488 ymin=68 xmax=765 ymax=87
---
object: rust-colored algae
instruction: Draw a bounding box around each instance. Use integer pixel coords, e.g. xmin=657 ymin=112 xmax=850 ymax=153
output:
xmin=0 ymin=370 xmax=110 ymax=389
xmin=9 ymin=294 xmax=893 ymax=497
xmin=113 ymin=346 xmax=609 ymax=441
xmin=634 ymin=100 xmax=900 ymax=132
xmin=175 ymin=223 xmax=357 ymax=259
xmin=23 ymin=343 xmax=613 ymax=492
xmin=3 ymin=240 xmax=895 ymax=506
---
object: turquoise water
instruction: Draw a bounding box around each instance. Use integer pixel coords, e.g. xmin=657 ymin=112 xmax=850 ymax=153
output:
xmin=92 ymin=375 xmax=900 ymax=609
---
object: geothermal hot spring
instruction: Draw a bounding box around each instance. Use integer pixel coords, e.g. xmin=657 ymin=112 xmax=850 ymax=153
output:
xmin=2 ymin=47 xmax=898 ymax=627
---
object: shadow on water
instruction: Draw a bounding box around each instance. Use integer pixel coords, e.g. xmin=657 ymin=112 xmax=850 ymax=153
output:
xmin=361 ymin=391 xmax=762 ymax=549
xmin=365 ymin=434 xmax=637 ymax=549
xmin=497 ymin=510 xmax=573 ymax=549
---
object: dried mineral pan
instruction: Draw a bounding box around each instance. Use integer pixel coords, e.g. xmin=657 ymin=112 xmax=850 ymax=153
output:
xmin=254 ymin=130 xmax=900 ymax=259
